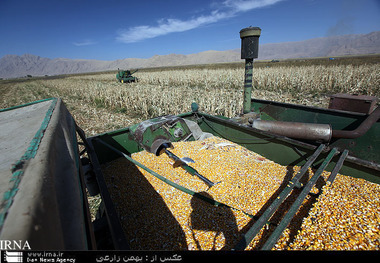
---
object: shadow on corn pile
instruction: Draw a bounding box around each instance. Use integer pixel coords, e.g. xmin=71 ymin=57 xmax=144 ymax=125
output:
xmin=247 ymin=166 xmax=326 ymax=249
xmin=190 ymin=191 xmax=238 ymax=250
xmin=103 ymin=159 xmax=188 ymax=250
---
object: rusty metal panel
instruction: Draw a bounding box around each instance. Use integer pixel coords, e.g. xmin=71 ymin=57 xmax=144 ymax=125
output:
xmin=329 ymin=93 xmax=378 ymax=114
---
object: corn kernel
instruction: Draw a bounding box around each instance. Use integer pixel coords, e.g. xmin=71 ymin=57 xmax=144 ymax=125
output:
xmin=102 ymin=136 xmax=380 ymax=250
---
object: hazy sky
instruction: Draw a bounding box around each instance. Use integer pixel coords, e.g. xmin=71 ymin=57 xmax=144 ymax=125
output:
xmin=0 ymin=0 xmax=379 ymax=60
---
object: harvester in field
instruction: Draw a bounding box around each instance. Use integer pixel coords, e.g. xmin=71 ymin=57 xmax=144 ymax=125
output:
xmin=116 ymin=69 xmax=138 ymax=83
xmin=0 ymin=27 xmax=379 ymax=251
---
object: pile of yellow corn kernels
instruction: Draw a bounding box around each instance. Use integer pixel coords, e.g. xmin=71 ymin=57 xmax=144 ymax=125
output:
xmin=102 ymin=136 xmax=380 ymax=250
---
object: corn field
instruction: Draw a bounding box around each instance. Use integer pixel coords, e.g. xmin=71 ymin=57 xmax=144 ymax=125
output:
xmin=1 ymin=61 xmax=379 ymax=136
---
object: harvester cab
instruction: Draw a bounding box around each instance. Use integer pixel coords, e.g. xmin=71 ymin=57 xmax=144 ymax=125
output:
xmin=116 ymin=68 xmax=138 ymax=83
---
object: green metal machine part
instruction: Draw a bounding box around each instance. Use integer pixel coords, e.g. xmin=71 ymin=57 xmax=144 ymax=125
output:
xmin=116 ymin=69 xmax=138 ymax=83
xmin=128 ymin=115 xmax=217 ymax=187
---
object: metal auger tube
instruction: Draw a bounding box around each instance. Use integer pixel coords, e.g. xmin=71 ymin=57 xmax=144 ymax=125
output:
xmin=164 ymin=149 xmax=216 ymax=188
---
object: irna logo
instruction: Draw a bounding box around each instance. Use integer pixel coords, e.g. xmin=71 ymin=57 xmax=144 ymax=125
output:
xmin=0 ymin=240 xmax=30 ymax=250
xmin=2 ymin=251 xmax=23 ymax=263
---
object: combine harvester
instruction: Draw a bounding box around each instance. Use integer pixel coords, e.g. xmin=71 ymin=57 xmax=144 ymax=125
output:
xmin=116 ymin=69 xmax=138 ymax=83
xmin=0 ymin=27 xmax=379 ymax=251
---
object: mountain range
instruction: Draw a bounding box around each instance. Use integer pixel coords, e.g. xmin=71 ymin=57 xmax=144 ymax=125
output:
xmin=1 ymin=31 xmax=379 ymax=79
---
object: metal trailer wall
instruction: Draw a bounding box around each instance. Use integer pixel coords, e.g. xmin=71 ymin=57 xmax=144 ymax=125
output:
xmin=0 ymin=98 xmax=92 ymax=250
